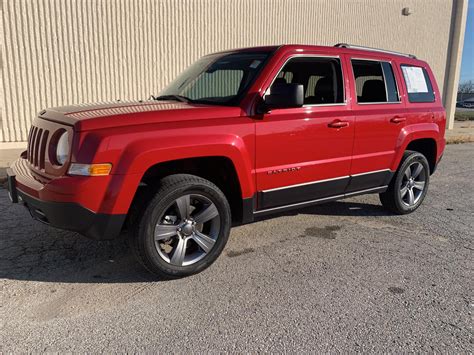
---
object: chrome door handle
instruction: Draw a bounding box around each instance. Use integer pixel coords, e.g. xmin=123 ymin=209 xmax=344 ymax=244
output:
xmin=328 ymin=120 xmax=349 ymax=129
xmin=390 ymin=116 xmax=406 ymax=124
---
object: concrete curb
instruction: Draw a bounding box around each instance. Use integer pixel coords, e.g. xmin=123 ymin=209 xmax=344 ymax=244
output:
xmin=0 ymin=168 xmax=7 ymax=189
xmin=0 ymin=168 xmax=6 ymax=182
xmin=446 ymin=136 xmax=474 ymax=144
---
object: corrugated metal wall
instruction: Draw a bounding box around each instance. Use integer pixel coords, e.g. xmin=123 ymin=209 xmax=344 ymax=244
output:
xmin=1 ymin=0 xmax=455 ymax=143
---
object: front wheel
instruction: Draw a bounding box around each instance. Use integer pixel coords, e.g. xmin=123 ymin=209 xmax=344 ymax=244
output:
xmin=130 ymin=174 xmax=231 ymax=279
xmin=379 ymin=151 xmax=430 ymax=214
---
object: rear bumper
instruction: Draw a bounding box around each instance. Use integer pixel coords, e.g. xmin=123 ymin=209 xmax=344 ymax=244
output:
xmin=7 ymin=161 xmax=126 ymax=240
xmin=432 ymin=152 xmax=443 ymax=174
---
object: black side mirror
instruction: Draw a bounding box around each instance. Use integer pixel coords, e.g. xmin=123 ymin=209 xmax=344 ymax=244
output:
xmin=264 ymin=83 xmax=304 ymax=109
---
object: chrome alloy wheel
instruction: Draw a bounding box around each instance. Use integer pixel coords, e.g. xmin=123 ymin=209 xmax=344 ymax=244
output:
xmin=399 ymin=161 xmax=426 ymax=207
xmin=154 ymin=194 xmax=220 ymax=266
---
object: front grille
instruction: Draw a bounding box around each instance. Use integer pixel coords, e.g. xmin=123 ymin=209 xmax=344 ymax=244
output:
xmin=27 ymin=126 xmax=49 ymax=170
xmin=26 ymin=116 xmax=72 ymax=178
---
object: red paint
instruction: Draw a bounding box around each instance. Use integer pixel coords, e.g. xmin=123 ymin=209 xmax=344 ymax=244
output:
xmin=11 ymin=44 xmax=446 ymax=217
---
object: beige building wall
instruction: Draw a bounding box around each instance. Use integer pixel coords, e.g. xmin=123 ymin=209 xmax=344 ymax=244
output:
xmin=0 ymin=0 xmax=466 ymax=145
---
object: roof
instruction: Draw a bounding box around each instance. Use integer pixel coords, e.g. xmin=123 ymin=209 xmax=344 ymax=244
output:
xmin=225 ymin=44 xmax=420 ymax=61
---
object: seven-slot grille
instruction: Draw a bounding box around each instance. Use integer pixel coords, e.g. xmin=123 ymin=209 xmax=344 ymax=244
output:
xmin=27 ymin=126 xmax=49 ymax=170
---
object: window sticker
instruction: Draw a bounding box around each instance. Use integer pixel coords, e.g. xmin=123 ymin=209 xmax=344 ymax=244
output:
xmin=402 ymin=66 xmax=428 ymax=93
xmin=249 ymin=60 xmax=261 ymax=69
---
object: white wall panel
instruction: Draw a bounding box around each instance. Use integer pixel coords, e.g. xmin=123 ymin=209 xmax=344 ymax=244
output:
xmin=1 ymin=0 xmax=455 ymax=142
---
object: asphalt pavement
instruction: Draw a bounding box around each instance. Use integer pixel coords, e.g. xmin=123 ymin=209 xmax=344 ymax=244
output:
xmin=1 ymin=143 xmax=473 ymax=352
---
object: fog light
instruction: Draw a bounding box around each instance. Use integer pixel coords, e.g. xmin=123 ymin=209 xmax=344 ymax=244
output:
xmin=68 ymin=163 xmax=112 ymax=176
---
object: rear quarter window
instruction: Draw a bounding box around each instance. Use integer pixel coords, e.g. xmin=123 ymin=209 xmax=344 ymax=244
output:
xmin=401 ymin=65 xmax=435 ymax=103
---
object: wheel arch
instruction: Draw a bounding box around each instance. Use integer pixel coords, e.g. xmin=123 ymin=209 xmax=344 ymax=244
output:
xmin=405 ymin=138 xmax=437 ymax=174
xmin=392 ymin=124 xmax=439 ymax=174
xmin=133 ymin=156 xmax=247 ymax=224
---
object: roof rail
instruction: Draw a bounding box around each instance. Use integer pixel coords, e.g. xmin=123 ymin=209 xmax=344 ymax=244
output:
xmin=334 ymin=43 xmax=417 ymax=59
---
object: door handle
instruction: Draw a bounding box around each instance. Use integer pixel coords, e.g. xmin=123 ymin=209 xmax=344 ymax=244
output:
xmin=390 ymin=116 xmax=406 ymax=124
xmin=328 ymin=120 xmax=349 ymax=129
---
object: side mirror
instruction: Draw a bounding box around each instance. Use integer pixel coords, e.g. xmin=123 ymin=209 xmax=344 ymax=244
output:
xmin=264 ymin=83 xmax=304 ymax=109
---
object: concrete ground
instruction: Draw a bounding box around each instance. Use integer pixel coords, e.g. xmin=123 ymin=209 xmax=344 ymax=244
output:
xmin=1 ymin=143 xmax=472 ymax=352
xmin=456 ymin=107 xmax=474 ymax=112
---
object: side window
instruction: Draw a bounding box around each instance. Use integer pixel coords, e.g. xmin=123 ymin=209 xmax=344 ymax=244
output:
xmin=272 ymin=57 xmax=344 ymax=105
xmin=401 ymin=65 xmax=435 ymax=103
xmin=351 ymin=59 xmax=400 ymax=103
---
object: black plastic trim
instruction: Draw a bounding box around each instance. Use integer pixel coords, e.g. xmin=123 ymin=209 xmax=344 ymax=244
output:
xmin=254 ymin=186 xmax=388 ymax=217
xmin=240 ymin=196 xmax=256 ymax=224
xmin=258 ymin=176 xmax=350 ymax=210
xmin=255 ymin=170 xmax=394 ymax=214
xmin=14 ymin=189 xmax=126 ymax=240
xmin=345 ymin=170 xmax=393 ymax=193
xmin=6 ymin=168 xmax=18 ymax=203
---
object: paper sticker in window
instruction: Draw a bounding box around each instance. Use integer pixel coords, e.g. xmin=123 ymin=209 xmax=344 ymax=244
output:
xmin=402 ymin=66 xmax=428 ymax=93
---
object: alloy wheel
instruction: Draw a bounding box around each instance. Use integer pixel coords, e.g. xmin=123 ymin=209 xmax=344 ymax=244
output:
xmin=399 ymin=161 xmax=426 ymax=207
xmin=154 ymin=194 xmax=220 ymax=266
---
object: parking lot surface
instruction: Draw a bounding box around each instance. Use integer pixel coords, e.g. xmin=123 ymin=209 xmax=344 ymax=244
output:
xmin=1 ymin=144 xmax=473 ymax=352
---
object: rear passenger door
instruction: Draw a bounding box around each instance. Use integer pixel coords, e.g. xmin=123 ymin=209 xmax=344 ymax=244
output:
xmin=346 ymin=56 xmax=406 ymax=192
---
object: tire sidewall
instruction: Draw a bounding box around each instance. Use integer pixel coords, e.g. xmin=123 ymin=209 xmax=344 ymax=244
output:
xmin=139 ymin=181 xmax=231 ymax=278
xmin=392 ymin=152 xmax=430 ymax=213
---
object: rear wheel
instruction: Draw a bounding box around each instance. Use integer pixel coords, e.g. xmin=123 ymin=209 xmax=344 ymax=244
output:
xmin=130 ymin=174 xmax=231 ymax=279
xmin=379 ymin=151 xmax=430 ymax=214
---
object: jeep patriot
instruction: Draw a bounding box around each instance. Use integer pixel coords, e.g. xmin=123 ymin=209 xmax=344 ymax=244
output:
xmin=7 ymin=44 xmax=446 ymax=278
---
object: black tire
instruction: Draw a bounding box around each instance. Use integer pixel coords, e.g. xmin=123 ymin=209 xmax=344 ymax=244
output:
xmin=379 ymin=150 xmax=430 ymax=214
xmin=130 ymin=174 xmax=231 ymax=279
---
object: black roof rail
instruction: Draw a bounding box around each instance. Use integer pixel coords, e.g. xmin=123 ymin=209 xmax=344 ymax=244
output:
xmin=334 ymin=43 xmax=417 ymax=59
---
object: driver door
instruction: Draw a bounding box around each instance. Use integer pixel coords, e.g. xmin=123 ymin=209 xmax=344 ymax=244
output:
xmin=255 ymin=54 xmax=355 ymax=210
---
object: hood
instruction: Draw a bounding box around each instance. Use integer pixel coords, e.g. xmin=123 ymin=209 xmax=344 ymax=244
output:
xmin=40 ymin=99 xmax=242 ymax=131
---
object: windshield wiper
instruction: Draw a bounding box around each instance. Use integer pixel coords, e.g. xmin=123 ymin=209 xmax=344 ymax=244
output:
xmin=153 ymin=94 xmax=193 ymax=103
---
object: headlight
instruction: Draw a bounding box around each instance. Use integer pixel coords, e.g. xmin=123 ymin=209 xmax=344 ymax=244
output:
xmin=56 ymin=131 xmax=69 ymax=165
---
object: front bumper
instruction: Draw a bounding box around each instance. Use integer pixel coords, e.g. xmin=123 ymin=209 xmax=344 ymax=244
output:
xmin=7 ymin=163 xmax=126 ymax=240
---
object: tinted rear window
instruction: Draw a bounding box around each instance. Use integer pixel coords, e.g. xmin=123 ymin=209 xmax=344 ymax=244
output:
xmin=401 ymin=65 xmax=435 ymax=103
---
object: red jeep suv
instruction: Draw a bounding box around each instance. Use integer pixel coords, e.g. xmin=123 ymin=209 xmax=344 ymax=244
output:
xmin=7 ymin=44 xmax=446 ymax=278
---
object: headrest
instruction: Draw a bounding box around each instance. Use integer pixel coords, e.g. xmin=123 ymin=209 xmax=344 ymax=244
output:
xmin=361 ymin=80 xmax=386 ymax=102
xmin=315 ymin=77 xmax=333 ymax=94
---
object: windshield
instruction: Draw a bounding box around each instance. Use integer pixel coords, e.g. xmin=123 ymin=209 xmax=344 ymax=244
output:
xmin=158 ymin=51 xmax=271 ymax=106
